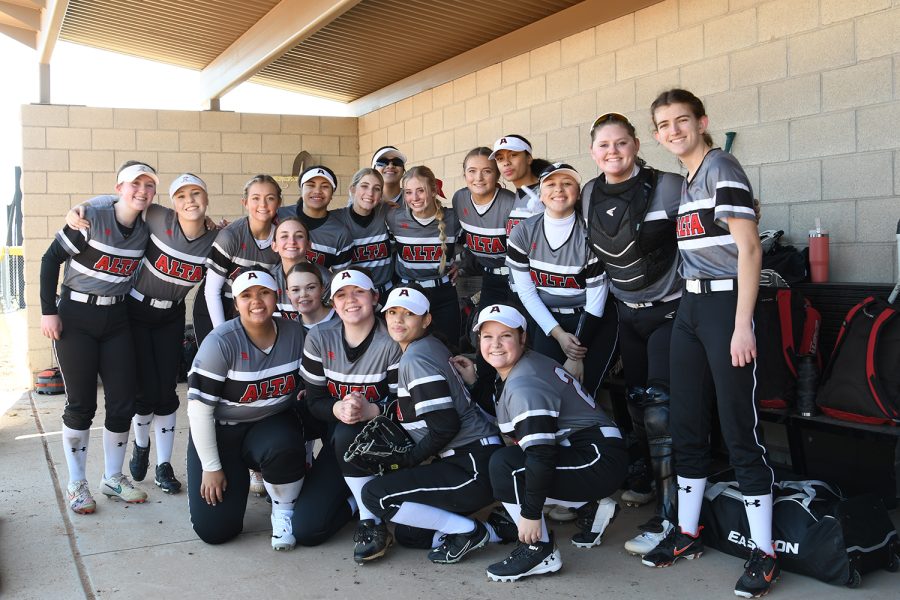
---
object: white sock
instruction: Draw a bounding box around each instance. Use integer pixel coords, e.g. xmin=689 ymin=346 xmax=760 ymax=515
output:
xmin=503 ymin=501 xmax=549 ymax=543
xmin=102 ymin=428 xmax=129 ymax=479
xmin=348 ymin=496 xmax=358 ymax=514
xmin=132 ymin=413 xmax=153 ymax=447
xmin=392 ymin=502 xmax=475 ymax=535
xmin=677 ymin=476 xmax=707 ymax=536
xmin=153 ymin=413 xmax=177 ymax=464
xmin=545 ymin=498 xmax=586 ymax=509
xmin=344 ymin=476 xmax=379 ymax=523
xmin=62 ymin=425 xmax=90 ymax=482
xmin=743 ymin=493 xmax=775 ymax=555
xmin=432 ymin=531 xmax=444 ymax=547
xmin=484 ymin=522 xmax=501 ymax=543
xmin=264 ymin=479 xmax=304 ymax=512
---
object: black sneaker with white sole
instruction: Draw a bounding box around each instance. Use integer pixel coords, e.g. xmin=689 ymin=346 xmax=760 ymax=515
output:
xmin=154 ymin=462 xmax=182 ymax=494
xmin=641 ymin=526 xmax=704 ymax=567
xmin=428 ymin=521 xmax=489 ymax=564
xmin=129 ymin=441 xmax=150 ymax=482
xmin=571 ymin=497 xmax=620 ymax=548
xmin=734 ymin=548 xmax=780 ymax=598
xmin=353 ymin=519 xmax=393 ymax=564
xmin=486 ymin=532 xmax=562 ymax=582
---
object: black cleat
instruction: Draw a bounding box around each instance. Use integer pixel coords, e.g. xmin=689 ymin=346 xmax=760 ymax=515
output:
xmin=641 ymin=526 xmax=704 ymax=567
xmin=571 ymin=497 xmax=620 ymax=548
xmin=486 ymin=532 xmax=562 ymax=582
xmin=353 ymin=519 xmax=393 ymax=564
xmin=734 ymin=548 xmax=780 ymax=598
xmin=486 ymin=506 xmax=518 ymax=544
xmin=154 ymin=462 xmax=182 ymax=494
xmin=129 ymin=441 xmax=150 ymax=482
xmin=428 ymin=521 xmax=489 ymax=564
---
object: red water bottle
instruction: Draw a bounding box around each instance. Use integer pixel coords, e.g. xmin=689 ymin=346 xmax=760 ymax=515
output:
xmin=808 ymin=219 xmax=829 ymax=283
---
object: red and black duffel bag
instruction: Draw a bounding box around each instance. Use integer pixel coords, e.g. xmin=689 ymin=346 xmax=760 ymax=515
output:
xmin=817 ymin=296 xmax=900 ymax=425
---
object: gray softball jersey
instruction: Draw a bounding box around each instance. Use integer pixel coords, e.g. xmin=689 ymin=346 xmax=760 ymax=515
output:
xmin=55 ymin=201 xmax=148 ymax=296
xmin=496 ymin=350 xmax=620 ymax=450
xmin=206 ymin=218 xmax=279 ymax=298
xmin=187 ymin=317 xmax=304 ymax=423
xmin=334 ymin=203 xmax=393 ymax=288
xmin=395 ymin=335 xmax=499 ymax=449
xmin=385 ymin=205 xmax=461 ymax=283
xmin=676 ymin=149 xmax=756 ymax=280
xmin=451 ymin=187 xmax=517 ymax=271
xmin=277 ymin=206 xmax=354 ymax=270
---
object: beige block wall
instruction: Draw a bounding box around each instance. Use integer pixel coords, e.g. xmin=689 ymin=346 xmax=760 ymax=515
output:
xmin=358 ymin=0 xmax=900 ymax=284
xmin=21 ymin=105 xmax=358 ymax=372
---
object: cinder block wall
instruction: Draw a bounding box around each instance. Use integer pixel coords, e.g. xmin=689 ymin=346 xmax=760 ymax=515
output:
xmin=359 ymin=0 xmax=900 ymax=284
xmin=21 ymin=105 xmax=358 ymax=372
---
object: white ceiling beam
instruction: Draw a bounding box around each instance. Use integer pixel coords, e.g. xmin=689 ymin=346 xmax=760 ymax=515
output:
xmin=200 ymin=0 xmax=361 ymax=104
xmin=36 ymin=0 xmax=67 ymax=63
xmin=0 ymin=1 xmax=40 ymax=30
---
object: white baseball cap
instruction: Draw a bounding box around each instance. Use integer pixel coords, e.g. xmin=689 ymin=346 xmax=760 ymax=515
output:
xmin=168 ymin=173 xmax=207 ymax=199
xmin=232 ymin=270 xmax=278 ymax=296
xmin=371 ymin=146 xmax=408 ymax=168
xmin=381 ymin=287 xmax=430 ymax=315
xmin=117 ymin=163 xmax=160 ymax=186
xmin=473 ymin=304 xmax=527 ymax=332
xmin=300 ymin=167 xmax=337 ymax=190
xmin=489 ymin=136 xmax=532 ymax=160
xmin=331 ymin=268 xmax=375 ymax=296
xmin=539 ymin=162 xmax=581 ymax=187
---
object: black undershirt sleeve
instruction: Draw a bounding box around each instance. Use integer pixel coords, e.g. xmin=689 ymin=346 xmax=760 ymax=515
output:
xmin=521 ymin=443 xmax=559 ymax=520
xmin=400 ymin=407 xmax=460 ymax=467
xmin=40 ymin=238 xmax=69 ymax=315
xmin=304 ymin=382 xmax=339 ymax=423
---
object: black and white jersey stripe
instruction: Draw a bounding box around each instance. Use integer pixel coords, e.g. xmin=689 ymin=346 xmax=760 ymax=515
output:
xmin=277 ymin=206 xmax=354 ymax=270
xmin=206 ymin=218 xmax=278 ymax=297
xmin=334 ymin=203 xmax=393 ymax=287
xmin=452 ymin=187 xmax=516 ymax=270
xmin=386 ymin=205 xmax=461 ymax=282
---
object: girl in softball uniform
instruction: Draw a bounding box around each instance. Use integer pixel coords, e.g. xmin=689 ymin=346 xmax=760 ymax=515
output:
xmin=286 ymin=262 xmax=335 ymax=331
xmin=40 ymin=161 xmax=155 ymax=514
xmin=195 ymin=174 xmax=282 ymax=345
xmin=582 ymin=113 xmax=684 ymax=554
xmin=386 ymin=166 xmax=462 ymax=351
xmin=372 ymin=145 xmax=407 ymax=207
xmin=186 ymin=270 xmax=306 ymax=551
xmin=297 ymin=268 xmax=402 ymax=560
xmin=489 ymin=134 xmax=550 ymax=234
xmin=278 ymin=165 xmax=353 ymax=271
xmin=459 ymin=304 xmax=628 ymax=582
xmin=506 ymin=163 xmax=618 ymax=398
xmin=641 ymin=88 xmax=775 ymax=599
xmin=66 ymin=173 xmax=218 ymax=495
xmin=270 ymin=217 xmax=331 ymax=321
xmin=335 ymin=168 xmax=394 ymax=296
xmin=360 ymin=286 xmax=503 ymax=565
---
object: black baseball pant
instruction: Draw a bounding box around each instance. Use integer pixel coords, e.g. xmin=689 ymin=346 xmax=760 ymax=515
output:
xmin=669 ymin=290 xmax=774 ymax=496
xmin=192 ymin=280 xmax=234 ymax=346
xmin=127 ymin=297 xmax=184 ymax=417
xmin=55 ymin=298 xmax=136 ymax=432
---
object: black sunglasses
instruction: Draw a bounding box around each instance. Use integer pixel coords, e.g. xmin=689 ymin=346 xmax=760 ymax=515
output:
xmin=375 ymin=157 xmax=405 ymax=168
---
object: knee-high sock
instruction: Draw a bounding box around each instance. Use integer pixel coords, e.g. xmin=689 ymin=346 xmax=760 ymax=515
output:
xmin=153 ymin=413 xmax=177 ymax=464
xmin=62 ymin=425 xmax=90 ymax=482
xmin=502 ymin=502 xmax=549 ymax=543
xmin=545 ymin=497 xmax=587 ymax=509
xmin=132 ymin=413 xmax=153 ymax=448
xmin=264 ymin=479 xmax=304 ymax=516
xmin=676 ymin=476 xmax=707 ymax=536
xmin=103 ymin=428 xmax=129 ymax=479
xmin=344 ymin=476 xmax=379 ymax=522
xmin=392 ymin=502 xmax=475 ymax=535
xmin=743 ymin=493 xmax=775 ymax=555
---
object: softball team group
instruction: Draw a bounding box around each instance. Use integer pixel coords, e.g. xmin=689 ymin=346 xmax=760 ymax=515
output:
xmin=40 ymin=88 xmax=776 ymax=597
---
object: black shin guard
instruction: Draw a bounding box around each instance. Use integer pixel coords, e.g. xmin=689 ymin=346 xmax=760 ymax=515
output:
xmin=644 ymin=386 xmax=676 ymax=522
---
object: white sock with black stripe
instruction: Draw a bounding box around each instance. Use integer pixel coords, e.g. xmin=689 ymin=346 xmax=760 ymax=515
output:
xmin=102 ymin=428 xmax=129 ymax=479
xmin=502 ymin=502 xmax=549 ymax=543
xmin=344 ymin=476 xmax=379 ymax=523
xmin=743 ymin=493 xmax=775 ymax=556
xmin=264 ymin=479 xmax=304 ymax=515
xmin=62 ymin=425 xmax=90 ymax=482
xmin=392 ymin=502 xmax=474 ymax=535
xmin=132 ymin=413 xmax=153 ymax=448
xmin=153 ymin=413 xmax=177 ymax=464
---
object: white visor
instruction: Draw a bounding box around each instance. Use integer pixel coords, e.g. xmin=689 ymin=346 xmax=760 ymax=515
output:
xmin=371 ymin=146 xmax=408 ymax=168
xmin=300 ymin=168 xmax=337 ymax=191
xmin=539 ymin=162 xmax=582 ymax=187
xmin=381 ymin=287 xmax=430 ymax=315
xmin=489 ymin=136 xmax=532 ymax=160
xmin=331 ymin=269 xmax=375 ymax=296
xmin=117 ymin=164 xmax=160 ymax=186
xmin=473 ymin=304 xmax=527 ymax=332
xmin=232 ymin=270 xmax=278 ymax=296
xmin=168 ymin=173 xmax=207 ymax=199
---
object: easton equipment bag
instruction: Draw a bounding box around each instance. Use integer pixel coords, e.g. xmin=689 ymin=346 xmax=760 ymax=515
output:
xmin=35 ymin=367 xmax=65 ymax=395
xmin=754 ymin=287 xmax=822 ymax=409
xmin=701 ymin=479 xmax=900 ymax=586
xmin=817 ymin=297 xmax=900 ymax=425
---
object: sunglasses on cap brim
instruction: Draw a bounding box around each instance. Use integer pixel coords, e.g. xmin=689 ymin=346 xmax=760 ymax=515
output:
xmin=375 ymin=157 xmax=405 ymax=168
xmin=591 ymin=112 xmax=631 ymax=129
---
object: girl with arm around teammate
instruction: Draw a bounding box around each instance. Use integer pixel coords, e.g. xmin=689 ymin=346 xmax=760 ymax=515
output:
xmin=641 ymin=88 xmax=774 ymax=599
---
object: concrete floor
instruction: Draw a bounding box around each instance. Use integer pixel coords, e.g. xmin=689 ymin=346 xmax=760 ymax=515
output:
xmin=1 ymin=384 xmax=898 ymax=600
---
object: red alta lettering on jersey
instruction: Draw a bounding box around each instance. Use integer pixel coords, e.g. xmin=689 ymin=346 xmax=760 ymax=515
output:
xmin=676 ymin=213 xmax=706 ymax=238
xmin=530 ymin=270 xmax=580 ymax=288
xmin=327 ymin=382 xmax=381 ymax=401
xmin=506 ymin=219 xmax=521 ymax=236
xmin=466 ymin=233 xmax=505 ymax=255
xmin=306 ymin=249 xmax=327 ymax=266
xmin=239 ymin=374 xmax=297 ymax=403
xmin=401 ymin=245 xmax=442 ymax=262
xmin=154 ymin=255 xmax=203 ymax=282
xmin=93 ymin=255 xmax=140 ymax=276
xmin=353 ymin=242 xmax=389 ymax=262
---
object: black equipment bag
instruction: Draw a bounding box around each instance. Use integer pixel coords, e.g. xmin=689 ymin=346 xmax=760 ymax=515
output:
xmin=701 ymin=479 xmax=899 ymax=587
xmin=817 ymin=296 xmax=900 ymax=425
xmin=35 ymin=367 xmax=65 ymax=395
